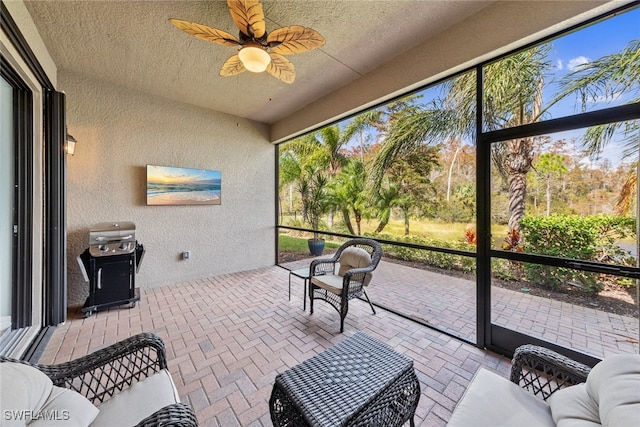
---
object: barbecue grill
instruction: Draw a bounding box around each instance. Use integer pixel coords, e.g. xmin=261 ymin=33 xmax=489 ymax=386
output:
xmin=89 ymin=221 xmax=137 ymax=257
xmin=77 ymin=222 xmax=144 ymax=317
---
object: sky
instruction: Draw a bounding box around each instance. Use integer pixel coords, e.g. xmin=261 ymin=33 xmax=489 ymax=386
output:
xmin=339 ymin=4 xmax=639 ymax=165
xmin=546 ymin=6 xmax=640 ymax=117
xmin=389 ymin=5 xmax=640 ymax=166
xmin=147 ymin=165 xmax=221 ymax=184
xmin=543 ymin=6 xmax=639 ymax=166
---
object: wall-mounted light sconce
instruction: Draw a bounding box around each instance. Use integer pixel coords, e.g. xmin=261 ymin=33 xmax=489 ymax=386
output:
xmin=65 ymin=133 xmax=77 ymax=155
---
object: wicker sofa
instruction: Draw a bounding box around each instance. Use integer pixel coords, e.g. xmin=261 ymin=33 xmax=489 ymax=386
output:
xmin=447 ymin=344 xmax=640 ymax=426
xmin=0 ymin=332 xmax=197 ymax=426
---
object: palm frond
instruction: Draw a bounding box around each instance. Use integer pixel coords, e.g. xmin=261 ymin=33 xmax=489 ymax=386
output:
xmin=615 ymin=164 xmax=638 ymax=216
xmin=556 ymin=39 xmax=640 ymax=111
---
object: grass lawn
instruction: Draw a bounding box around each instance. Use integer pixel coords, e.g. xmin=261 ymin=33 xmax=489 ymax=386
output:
xmin=279 ymin=234 xmax=341 ymax=252
xmin=359 ymin=219 xmax=474 ymax=241
xmin=280 ymin=216 xmax=512 ymax=247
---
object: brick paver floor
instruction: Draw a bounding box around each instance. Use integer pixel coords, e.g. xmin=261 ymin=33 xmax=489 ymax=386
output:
xmin=41 ymin=260 xmax=639 ymax=426
xmin=284 ymin=258 xmax=639 ymax=358
xmin=40 ymin=265 xmax=513 ymax=426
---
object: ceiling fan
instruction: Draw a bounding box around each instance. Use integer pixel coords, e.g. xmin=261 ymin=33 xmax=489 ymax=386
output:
xmin=170 ymin=0 xmax=325 ymax=84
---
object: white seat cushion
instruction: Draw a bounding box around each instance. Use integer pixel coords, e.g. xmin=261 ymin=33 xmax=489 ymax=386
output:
xmin=588 ymin=354 xmax=640 ymax=427
xmin=447 ymin=368 xmax=554 ymax=427
xmin=549 ymin=353 xmax=640 ymax=427
xmin=90 ymin=369 xmax=180 ymax=427
xmin=338 ymin=247 xmax=374 ymax=286
xmin=311 ymin=274 xmax=345 ymax=295
xmin=337 ymin=247 xmax=371 ymax=275
xmin=30 ymin=386 xmax=99 ymax=427
xmin=0 ymin=362 xmax=98 ymax=427
xmin=548 ymin=383 xmax=601 ymax=427
xmin=1 ymin=362 xmax=53 ymax=426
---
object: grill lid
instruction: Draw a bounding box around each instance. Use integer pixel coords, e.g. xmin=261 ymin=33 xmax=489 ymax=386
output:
xmin=89 ymin=222 xmax=136 ymax=256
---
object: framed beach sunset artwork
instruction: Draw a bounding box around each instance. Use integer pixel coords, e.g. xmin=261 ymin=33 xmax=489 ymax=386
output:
xmin=146 ymin=165 xmax=221 ymax=205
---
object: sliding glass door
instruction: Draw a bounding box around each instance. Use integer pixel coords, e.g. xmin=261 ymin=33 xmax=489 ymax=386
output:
xmin=480 ymin=7 xmax=640 ymax=360
xmin=0 ymin=75 xmax=14 ymax=337
xmin=488 ymin=127 xmax=639 ymax=361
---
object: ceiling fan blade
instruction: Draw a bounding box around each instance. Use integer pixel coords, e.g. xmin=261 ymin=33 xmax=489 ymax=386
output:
xmin=266 ymin=53 xmax=295 ymax=84
xmin=227 ymin=0 xmax=266 ymax=39
xmin=267 ymin=26 xmax=325 ymax=55
xmin=170 ymin=19 xmax=240 ymax=47
xmin=220 ymin=54 xmax=247 ymax=77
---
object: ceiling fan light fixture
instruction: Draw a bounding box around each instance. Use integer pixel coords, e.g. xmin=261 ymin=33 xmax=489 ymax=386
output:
xmin=170 ymin=0 xmax=325 ymax=83
xmin=238 ymin=44 xmax=271 ymax=73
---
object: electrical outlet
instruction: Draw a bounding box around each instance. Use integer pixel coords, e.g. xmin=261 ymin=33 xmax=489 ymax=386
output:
xmin=182 ymin=251 xmax=190 ymax=260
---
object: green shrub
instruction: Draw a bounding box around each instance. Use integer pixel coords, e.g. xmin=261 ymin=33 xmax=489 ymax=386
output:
xmin=278 ymin=234 xmax=342 ymax=254
xmin=369 ymin=233 xmax=476 ymax=272
xmin=492 ymin=258 xmax=523 ymax=281
xmin=519 ymin=215 xmax=636 ymax=293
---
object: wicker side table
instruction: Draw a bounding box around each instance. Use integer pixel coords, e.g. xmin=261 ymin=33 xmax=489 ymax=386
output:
xmin=269 ymin=332 xmax=421 ymax=427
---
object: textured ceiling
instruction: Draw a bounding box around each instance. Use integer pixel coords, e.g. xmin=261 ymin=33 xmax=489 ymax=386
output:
xmin=23 ymin=0 xmax=494 ymax=125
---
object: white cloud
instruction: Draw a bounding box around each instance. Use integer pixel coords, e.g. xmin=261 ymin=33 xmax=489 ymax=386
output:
xmin=556 ymin=59 xmax=563 ymax=70
xmin=567 ymin=56 xmax=589 ymax=71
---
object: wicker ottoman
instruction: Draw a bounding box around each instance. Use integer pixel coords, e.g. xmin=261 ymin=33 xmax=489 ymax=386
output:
xmin=269 ymin=332 xmax=420 ymax=426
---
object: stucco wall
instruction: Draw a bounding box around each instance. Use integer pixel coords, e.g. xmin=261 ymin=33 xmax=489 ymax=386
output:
xmin=61 ymin=71 xmax=275 ymax=305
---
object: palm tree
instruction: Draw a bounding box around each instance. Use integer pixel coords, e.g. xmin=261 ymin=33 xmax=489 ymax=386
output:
xmin=371 ymin=183 xmax=400 ymax=233
xmin=302 ymin=119 xmax=380 ymax=227
xmin=307 ymin=116 xmax=383 ymax=178
xmin=450 ymin=46 xmax=552 ymax=231
xmin=555 ymin=38 xmax=640 ymax=215
xmin=299 ymin=169 xmax=329 ymax=240
xmin=370 ymin=45 xmax=553 ymax=232
xmin=278 ymin=135 xmax=323 ymax=223
xmin=313 ymin=126 xmax=348 ymax=177
xmin=329 ymin=159 xmax=367 ymax=235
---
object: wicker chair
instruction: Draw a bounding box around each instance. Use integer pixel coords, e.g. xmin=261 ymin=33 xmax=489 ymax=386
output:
xmin=309 ymin=238 xmax=383 ymax=332
xmin=509 ymin=344 xmax=591 ymax=399
xmin=0 ymin=332 xmax=197 ymax=427
xmin=448 ymin=344 xmax=617 ymax=427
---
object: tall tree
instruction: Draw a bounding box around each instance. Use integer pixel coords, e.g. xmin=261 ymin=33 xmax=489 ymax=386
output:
xmin=382 ymin=144 xmax=440 ymax=235
xmin=534 ymin=152 xmax=568 ymax=216
xmin=306 ymin=118 xmax=382 ymax=227
xmin=450 ymin=46 xmax=552 ymax=230
xmin=279 ymin=135 xmax=325 ymax=222
xmin=298 ymin=168 xmax=329 ymax=240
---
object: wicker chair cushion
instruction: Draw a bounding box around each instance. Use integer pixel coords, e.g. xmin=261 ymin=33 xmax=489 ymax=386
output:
xmin=338 ymin=247 xmax=373 ymax=286
xmin=311 ymin=247 xmax=375 ymax=294
xmin=311 ymin=274 xmax=346 ymax=295
xmin=30 ymin=385 xmax=99 ymax=427
xmin=91 ymin=369 xmax=180 ymax=427
xmin=0 ymin=362 xmax=52 ymax=423
xmin=549 ymin=353 xmax=640 ymax=427
xmin=0 ymin=362 xmax=98 ymax=427
xmin=547 ymin=384 xmax=600 ymax=426
xmin=338 ymin=247 xmax=371 ymax=274
xmin=447 ymin=368 xmax=554 ymax=427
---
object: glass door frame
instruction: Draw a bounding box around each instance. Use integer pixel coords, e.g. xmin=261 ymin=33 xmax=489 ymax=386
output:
xmin=0 ymin=56 xmax=34 ymax=332
xmin=1 ymin=2 xmax=67 ymax=358
xmin=475 ymin=69 xmax=640 ymax=364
